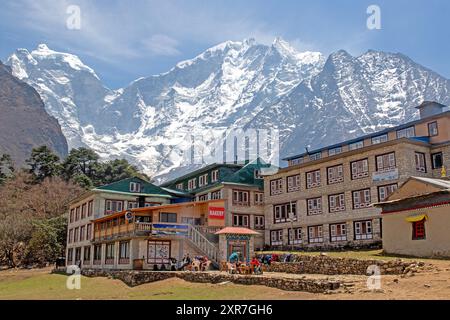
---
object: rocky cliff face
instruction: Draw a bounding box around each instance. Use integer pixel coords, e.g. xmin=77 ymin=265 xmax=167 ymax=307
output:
xmin=0 ymin=61 xmax=68 ymax=166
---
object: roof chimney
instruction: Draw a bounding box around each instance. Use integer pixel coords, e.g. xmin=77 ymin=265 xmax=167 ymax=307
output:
xmin=416 ymin=101 xmax=446 ymax=119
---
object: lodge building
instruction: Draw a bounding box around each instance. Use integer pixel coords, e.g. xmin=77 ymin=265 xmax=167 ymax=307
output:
xmin=65 ymin=159 xmax=274 ymax=269
xmin=264 ymin=101 xmax=450 ymax=250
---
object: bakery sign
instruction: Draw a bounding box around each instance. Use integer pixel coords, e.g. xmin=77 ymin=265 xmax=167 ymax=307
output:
xmin=209 ymin=206 xmax=225 ymax=220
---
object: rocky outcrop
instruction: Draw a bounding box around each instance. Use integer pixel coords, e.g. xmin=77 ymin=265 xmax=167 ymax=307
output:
xmin=0 ymin=61 xmax=67 ymax=165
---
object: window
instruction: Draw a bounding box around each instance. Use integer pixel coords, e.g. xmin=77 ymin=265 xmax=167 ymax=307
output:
xmin=354 ymin=220 xmax=373 ymax=240
xmin=74 ymin=227 xmax=79 ymax=242
xmin=288 ymin=228 xmax=302 ymax=245
xmin=309 ymin=152 xmax=322 ymax=161
xmin=176 ymin=183 xmax=184 ymax=190
xmin=68 ymin=229 xmax=73 ymax=243
xmin=129 ymin=182 xmax=141 ymax=193
xmin=329 ymin=193 xmax=346 ymax=213
xmin=397 ymin=126 xmax=415 ymax=139
xmin=254 ymin=169 xmax=263 ymax=179
xmin=188 ymin=178 xmax=197 ymax=190
xmin=330 ymin=223 xmax=347 ymax=242
xmin=75 ymin=206 xmax=80 ymax=221
xmin=232 ymin=190 xmax=250 ymax=206
xmin=254 ymin=216 xmax=265 ymax=229
xmin=198 ymin=194 xmax=209 ymax=202
xmin=83 ymin=246 xmax=91 ymax=263
xmin=287 ymin=175 xmax=301 ymax=192
xmin=159 ymin=212 xmax=177 ymax=223
xmin=415 ymin=152 xmax=427 ymax=172
xmin=327 ymin=164 xmax=344 ymax=184
xmin=86 ymin=224 xmax=92 ymax=241
xmin=376 ymin=152 xmax=396 ymax=172
xmin=349 ymin=140 xmax=364 ymax=151
xmin=308 ymin=225 xmax=323 ymax=243
xmin=105 ymin=243 xmax=115 ymax=263
xmin=69 ymin=209 xmax=74 ymax=223
xmin=127 ymin=201 xmax=139 ymax=209
xmin=431 ymin=152 xmax=443 ymax=169
xmin=93 ymin=244 xmax=102 ymax=263
xmin=328 ymin=146 xmax=342 ymax=156
xmin=79 ymin=225 xmax=85 ymax=242
xmin=81 ymin=203 xmax=87 ymax=219
xmin=353 ymin=189 xmax=371 ymax=209
xmin=105 ymin=200 xmax=123 ymax=214
xmin=270 ymin=230 xmax=283 ymax=246
xmin=198 ymin=174 xmax=208 ymax=187
xmin=254 ymin=192 xmax=264 ymax=205
xmin=88 ymin=200 xmax=93 ymax=217
xmin=428 ymin=121 xmax=438 ymax=137
xmin=306 ymin=170 xmax=321 ymax=189
xmin=67 ymin=248 xmax=73 ymax=263
xmin=75 ymin=247 xmax=81 ymax=262
xmin=211 ymin=190 xmax=222 ymax=200
xmin=412 ymin=219 xmax=426 ymax=240
xmin=147 ymin=240 xmax=171 ymax=264
xmin=232 ymin=214 xmax=249 ymax=227
xmin=307 ymin=197 xmax=323 ymax=215
xmin=273 ymin=202 xmax=297 ymax=224
xmin=290 ymin=157 xmax=304 ymax=166
xmin=270 ymin=178 xmax=284 ymax=195
xmin=351 ymin=159 xmax=369 ymax=179
xmin=119 ymin=241 xmax=130 ymax=264
xmin=378 ymin=184 xmax=398 ymax=202
xmin=211 ymin=170 xmax=219 ymax=182
xmin=372 ymin=134 xmax=388 ymax=145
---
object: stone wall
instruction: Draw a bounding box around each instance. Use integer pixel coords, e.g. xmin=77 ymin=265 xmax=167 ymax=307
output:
xmin=81 ymin=269 xmax=341 ymax=293
xmin=259 ymin=254 xmax=427 ymax=275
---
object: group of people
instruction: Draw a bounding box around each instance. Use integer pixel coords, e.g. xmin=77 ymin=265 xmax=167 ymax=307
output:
xmin=179 ymin=253 xmax=211 ymax=271
xmin=227 ymin=251 xmax=263 ymax=275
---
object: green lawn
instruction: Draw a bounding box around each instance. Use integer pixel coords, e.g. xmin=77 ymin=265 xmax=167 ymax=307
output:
xmin=0 ymin=268 xmax=297 ymax=300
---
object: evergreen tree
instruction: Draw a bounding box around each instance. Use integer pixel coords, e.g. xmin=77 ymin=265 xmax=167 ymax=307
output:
xmin=0 ymin=154 xmax=14 ymax=185
xmin=26 ymin=146 xmax=60 ymax=183
xmin=61 ymin=147 xmax=99 ymax=182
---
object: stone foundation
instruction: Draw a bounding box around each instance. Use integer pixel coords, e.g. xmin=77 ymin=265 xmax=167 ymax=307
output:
xmin=81 ymin=269 xmax=341 ymax=293
xmin=259 ymin=254 xmax=427 ymax=275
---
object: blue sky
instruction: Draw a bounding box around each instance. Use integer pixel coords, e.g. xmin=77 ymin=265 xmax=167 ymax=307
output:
xmin=1 ymin=0 xmax=449 ymax=88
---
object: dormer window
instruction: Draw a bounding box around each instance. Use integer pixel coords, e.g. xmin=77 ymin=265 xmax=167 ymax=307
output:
xmin=349 ymin=140 xmax=364 ymax=151
xmin=130 ymin=182 xmax=141 ymax=193
xmin=211 ymin=170 xmax=219 ymax=183
xmin=199 ymin=174 xmax=208 ymax=187
xmin=309 ymin=152 xmax=321 ymax=161
xmin=254 ymin=169 xmax=263 ymax=179
xmin=188 ymin=178 xmax=197 ymax=190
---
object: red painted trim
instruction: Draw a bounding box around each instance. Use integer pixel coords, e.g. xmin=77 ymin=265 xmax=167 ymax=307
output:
xmin=382 ymin=201 xmax=450 ymax=214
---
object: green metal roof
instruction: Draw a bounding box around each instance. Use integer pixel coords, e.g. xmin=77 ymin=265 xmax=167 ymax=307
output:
xmin=94 ymin=177 xmax=172 ymax=197
xmin=222 ymin=158 xmax=278 ymax=189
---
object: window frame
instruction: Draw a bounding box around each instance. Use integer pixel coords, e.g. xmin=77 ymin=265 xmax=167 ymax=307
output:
xmin=330 ymin=223 xmax=347 ymax=242
xmin=307 ymin=197 xmax=323 ymax=216
xmin=428 ymin=121 xmax=438 ymax=137
xmin=377 ymin=184 xmax=398 ymax=202
xmin=349 ymin=140 xmax=364 ymax=151
xmin=232 ymin=214 xmax=250 ymax=227
xmin=159 ymin=212 xmax=177 ymax=223
xmin=306 ymin=169 xmax=321 ymax=189
xmin=375 ymin=152 xmax=396 ymax=172
xmin=354 ymin=220 xmax=373 ymax=240
xmin=328 ymin=193 xmax=346 ymax=213
xmin=396 ymin=126 xmax=415 ymax=139
xmin=270 ymin=229 xmax=283 ymax=246
xmin=431 ymin=152 xmax=443 ymax=169
xmin=352 ymin=188 xmax=371 ymax=209
xmin=287 ymin=174 xmax=301 ymax=192
xmin=372 ymin=134 xmax=388 ymax=145
xmin=327 ymin=164 xmax=344 ymax=185
xmin=273 ymin=202 xmax=297 ymax=224
xmin=270 ymin=178 xmax=284 ymax=195
xmin=412 ymin=219 xmax=426 ymax=240
xmin=351 ymin=158 xmax=369 ymax=180
xmin=415 ymin=152 xmax=427 ymax=173
xmin=308 ymin=225 xmax=324 ymax=243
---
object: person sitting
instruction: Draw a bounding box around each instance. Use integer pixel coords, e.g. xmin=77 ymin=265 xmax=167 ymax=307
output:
xmin=169 ymin=257 xmax=177 ymax=271
xmin=179 ymin=253 xmax=191 ymax=271
xmin=250 ymin=256 xmax=262 ymax=275
xmin=200 ymin=256 xmax=210 ymax=271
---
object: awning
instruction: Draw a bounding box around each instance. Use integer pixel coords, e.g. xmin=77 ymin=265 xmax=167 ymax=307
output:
xmin=405 ymin=214 xmax=428 ymax=223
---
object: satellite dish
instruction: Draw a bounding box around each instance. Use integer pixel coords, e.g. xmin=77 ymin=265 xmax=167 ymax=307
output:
xmin=125 ymin=211 xmax=133 ymax=222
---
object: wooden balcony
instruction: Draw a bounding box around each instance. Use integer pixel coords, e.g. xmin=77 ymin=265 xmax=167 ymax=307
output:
xmin=93 ymin=222 xmax=190 ymax=242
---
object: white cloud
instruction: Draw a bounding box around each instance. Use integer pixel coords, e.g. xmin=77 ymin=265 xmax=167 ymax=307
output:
xmin=141 ymin=34 xmax=181 ymax=56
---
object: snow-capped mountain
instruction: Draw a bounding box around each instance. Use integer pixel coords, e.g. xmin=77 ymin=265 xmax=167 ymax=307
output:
xmin=6 ymin=39 xmax=450 ymax=180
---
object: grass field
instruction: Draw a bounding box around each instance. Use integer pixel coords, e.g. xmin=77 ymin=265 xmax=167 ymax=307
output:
xmin=0 ymin=268 xmax=306 ymax=300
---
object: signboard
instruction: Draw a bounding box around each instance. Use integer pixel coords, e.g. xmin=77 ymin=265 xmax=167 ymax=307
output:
xmin=151 ymin=223 xmax=188 ymax=236
xmin=372 ymin=168 xmax=399 ymax=182
xmin=209 ymin=206 xmax=225 ymax=220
